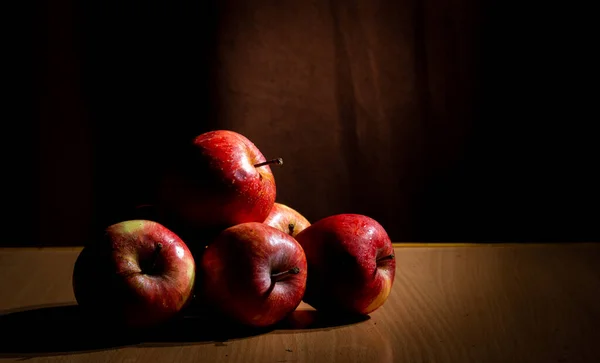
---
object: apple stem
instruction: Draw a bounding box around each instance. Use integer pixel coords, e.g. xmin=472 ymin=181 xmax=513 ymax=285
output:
xmin=151 ymin=243 xmax=163 ymax=271
xmin=271 ymin=266 xmax=300 ymax=282
xmin=288 ymin=223 xmax=295 ymax=235
xmin=254 ymin=158 xmax=283 ymax=168
xmin=377 ymin=254 xmax=395 ymax=262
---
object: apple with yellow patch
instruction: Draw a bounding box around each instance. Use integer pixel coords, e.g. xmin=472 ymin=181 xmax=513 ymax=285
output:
xmin=264 ymin=202 xmax=311 ymax=237
xmin=72 ymin=220 xmax=196 ymax=328
xmin=295 ymin=214 xmax=395 ymax=315
xmin=200 ymin=222 xmax=307 ymax=327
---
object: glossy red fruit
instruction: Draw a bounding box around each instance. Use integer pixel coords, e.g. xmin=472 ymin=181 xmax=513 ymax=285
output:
xmin=72 ymin=220 xmax=196 ymax=328
xmin=295 ymin=214 xmax=395 ymax=315
xmin=264 ymin=202 xmax=310 ymax=237
xmin=200 ymin=222 xmax=307 ymax=327
xmin=158 ymin=130 xmax=280 ymax=237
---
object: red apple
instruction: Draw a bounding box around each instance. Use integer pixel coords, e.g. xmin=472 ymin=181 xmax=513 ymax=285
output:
xmin=264 ymin=202 xmax=311 ymax=237
xmin=200 ymin=222 xmax=307 ymax=327
xmin=72 ymin=220 xmax=196 ymax=328
xmin=295 ymin=214 xmax=395 ymax=315
xmin=157 ymin=130 xmax=281 ymax=235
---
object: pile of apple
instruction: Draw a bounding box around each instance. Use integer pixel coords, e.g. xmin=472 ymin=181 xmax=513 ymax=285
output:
xmin=72 ymin=130 xmax=396 ymax=330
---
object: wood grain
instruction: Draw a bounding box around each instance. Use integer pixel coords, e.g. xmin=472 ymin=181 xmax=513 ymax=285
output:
xmin=1 ymin=244 xmax=599 ymax=363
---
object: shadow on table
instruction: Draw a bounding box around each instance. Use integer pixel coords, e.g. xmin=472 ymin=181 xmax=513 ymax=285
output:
xmin=0 ymin=303 xmax=369 ymax=357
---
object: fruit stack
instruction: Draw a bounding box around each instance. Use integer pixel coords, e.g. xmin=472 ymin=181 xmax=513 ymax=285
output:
xmin=72 ymin=130 xmax=396 ymax=330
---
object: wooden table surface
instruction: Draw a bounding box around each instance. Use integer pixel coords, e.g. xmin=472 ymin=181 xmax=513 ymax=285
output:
xmin=1 ymin=244 xmax=599 ymax=363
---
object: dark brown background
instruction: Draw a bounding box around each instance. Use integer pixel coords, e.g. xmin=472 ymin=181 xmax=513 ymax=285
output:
xmin=10 ymin=0 xmax=597 ymax=246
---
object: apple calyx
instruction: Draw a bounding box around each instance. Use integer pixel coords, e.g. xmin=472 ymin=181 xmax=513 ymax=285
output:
xmin=288 ymin=223 xmax=295 ymax=235
xmin=254 ymin=158 xmax=284 ymax=168
xmin=270 ymin=266 xmax=300 ymax=282
xmin=377 ymin=254 xmax=395 ymax=263
xmin=148 ymin=243 xmax=163 ymax=274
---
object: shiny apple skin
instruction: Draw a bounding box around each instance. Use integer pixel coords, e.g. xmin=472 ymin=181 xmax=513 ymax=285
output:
xmin=200 ymin=222 xmax=307 ymax=327
xmin=72 ymin=220 xmax=196 ymax=328
xmin=264 ymin=203 xmax=311 ymax=237
xmin=295 ymin=214 xmax=395 ymax=315
xmin=158 ymin=130 xmax=276 ymax=234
